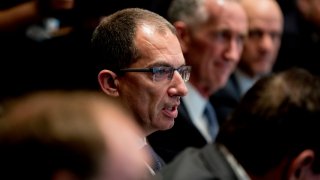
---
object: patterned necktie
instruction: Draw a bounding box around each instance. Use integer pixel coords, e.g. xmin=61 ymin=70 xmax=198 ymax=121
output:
xmin=204 ymin=102 xmax=219 ymax=141
xmin=144 ymin=144 xmax=163 ymax=173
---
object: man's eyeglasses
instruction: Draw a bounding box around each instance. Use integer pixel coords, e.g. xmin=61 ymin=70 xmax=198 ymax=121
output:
xmin=119 ymin=65 xmax=191 ymax=82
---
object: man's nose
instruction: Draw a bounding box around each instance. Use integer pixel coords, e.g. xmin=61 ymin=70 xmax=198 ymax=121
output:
xmin=259 ymin=34 xmax=273 ymax=52
xmin=168 ymin=71 xmax=188 ymax=97
xmin=225 ymin=39 xmax=242 ymax=62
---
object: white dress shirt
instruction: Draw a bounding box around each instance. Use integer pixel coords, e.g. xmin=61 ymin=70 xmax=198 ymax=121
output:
xmin=183 ymin=83 xmax=214 ymax=143
xmin=234 ymin=69 xmax=259 ymax=96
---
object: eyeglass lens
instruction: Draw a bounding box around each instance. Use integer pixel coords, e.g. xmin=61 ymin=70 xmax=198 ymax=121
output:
xmin=153 ymin=66 xmax=190 ymax=82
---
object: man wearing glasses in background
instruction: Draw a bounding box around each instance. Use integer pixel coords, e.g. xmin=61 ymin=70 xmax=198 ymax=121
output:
xmin=148 ymin=0 xmax=248 ymax=163
xmin=91 ymin=8 xmax=189 ymax=174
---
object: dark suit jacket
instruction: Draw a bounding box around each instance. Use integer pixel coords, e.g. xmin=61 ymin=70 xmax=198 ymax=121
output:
xmin=148 ymin=102 xmax=207 ymax=163
xmin=210 ymin=73 xmax=242 ymax=125
xmin=156 ymin=144 xmax=238 ymax=180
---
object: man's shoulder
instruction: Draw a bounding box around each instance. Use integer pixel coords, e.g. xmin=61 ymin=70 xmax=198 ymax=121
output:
xmin=158 ymin=144 xmax=238 ymax=180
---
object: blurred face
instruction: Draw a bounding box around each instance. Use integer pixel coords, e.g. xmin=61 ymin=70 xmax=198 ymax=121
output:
xmin=239 ymin=0 xmax=283 ymax=77
xmin=95 ymin=103 xmax=151 ymax=180
xmin=309 ymin=0 xmax=320 ymax=27
xmin=117 ymin=24 xmax=188 ymax=135
xmin=183 ymin=0 xmax=247 ymax=97
xmin=50 ymin=0 xmax=75 ymax=10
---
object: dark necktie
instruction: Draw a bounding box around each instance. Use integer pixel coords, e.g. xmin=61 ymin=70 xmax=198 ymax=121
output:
xmin=204 ymin=102 xmax=219 ymax=141
xmin=144 ymin=144 xmax=164 ymax=173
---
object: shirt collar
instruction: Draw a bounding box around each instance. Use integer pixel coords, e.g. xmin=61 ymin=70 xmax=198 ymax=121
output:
xmin=183 ymin=82 xmax=208 ymax=121
xmin=137 ymin=137 xmax=147 ymax=149
xmin=235 ymin=69 xmax=259 ymax=96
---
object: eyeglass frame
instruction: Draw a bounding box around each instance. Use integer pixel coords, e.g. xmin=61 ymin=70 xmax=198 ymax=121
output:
xmin=119 ymin=65 xmax=191 ymax=82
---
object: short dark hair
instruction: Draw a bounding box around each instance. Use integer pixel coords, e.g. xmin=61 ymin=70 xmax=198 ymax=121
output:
xmin=91 ymin=8 xmax=176 ymax=73
xmin=219 ymin=68 xmax=320 ymax=176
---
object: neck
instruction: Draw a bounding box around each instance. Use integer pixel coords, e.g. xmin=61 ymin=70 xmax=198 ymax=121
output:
xmin=189 ymin=79 xmax=216 ymax=99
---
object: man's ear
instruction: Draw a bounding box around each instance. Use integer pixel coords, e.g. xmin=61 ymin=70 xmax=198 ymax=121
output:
xmin=287 ymin=149 xmax=315 ymax=180
xmin=173 ymin=21 xmax=190 ymax=53
xmin=98 ymin=70 xmax=120 ymax=97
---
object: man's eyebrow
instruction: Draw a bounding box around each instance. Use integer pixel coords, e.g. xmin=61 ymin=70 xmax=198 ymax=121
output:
xmin=147 ymin=62 xmax=172 ymax=68
xmin=147 ymin=61 xmax=186 ymax=68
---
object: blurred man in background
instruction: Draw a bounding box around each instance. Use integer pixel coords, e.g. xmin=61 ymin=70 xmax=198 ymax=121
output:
xmin=211 ymin=0 xmax=284 ymax=124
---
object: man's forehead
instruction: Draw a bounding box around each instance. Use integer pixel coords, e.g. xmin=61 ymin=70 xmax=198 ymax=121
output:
xmin=138 ymin=23 xmax=157 ymax=36
xmin=203 ymin=0 xmax=244 ymax=23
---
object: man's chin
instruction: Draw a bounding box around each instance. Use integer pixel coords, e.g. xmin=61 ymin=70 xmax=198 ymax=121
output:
xmin=159 ymin=121 xmax=175 ymax=131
